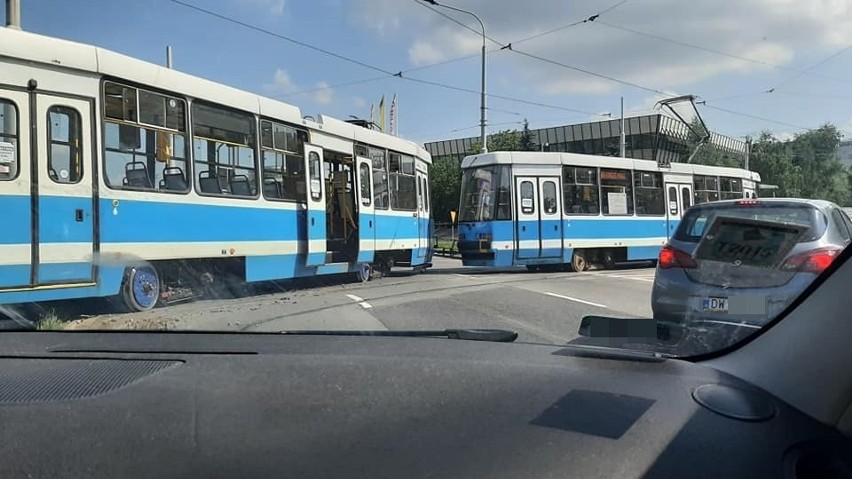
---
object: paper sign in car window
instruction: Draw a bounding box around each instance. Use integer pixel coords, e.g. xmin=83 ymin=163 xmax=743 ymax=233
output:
xmin=693 ymin=216 xmax=808 ymax=268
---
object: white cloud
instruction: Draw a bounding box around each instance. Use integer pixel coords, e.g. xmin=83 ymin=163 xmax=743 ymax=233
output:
xmin=353 ymin=96 xmax=367 ymax=108
xmin=264 ymin=68 xmax=297 ymax=94
xmin=243 ymin=0 xmax=286 ymax=16
xmin=409 ymin=41 xmax=446 ymax=66
xmin=263 ymin=69 xmax=334 ymax=106
xmin=312 ymin=82 xmax=334 ymax=105
xmin=349 ymin=0 xmax=852 ymax=97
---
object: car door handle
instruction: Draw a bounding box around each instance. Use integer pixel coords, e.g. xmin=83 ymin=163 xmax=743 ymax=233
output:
xmin=75 ymin=209 xmax=84 ymax=222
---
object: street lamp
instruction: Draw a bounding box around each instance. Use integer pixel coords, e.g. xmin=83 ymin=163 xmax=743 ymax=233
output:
xmin=423 ymin=0 xmax=487 ymax=153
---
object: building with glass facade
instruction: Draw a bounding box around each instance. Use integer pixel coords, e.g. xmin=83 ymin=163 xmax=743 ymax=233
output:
xmin=425 ymin=113 xmax=747 ymax=167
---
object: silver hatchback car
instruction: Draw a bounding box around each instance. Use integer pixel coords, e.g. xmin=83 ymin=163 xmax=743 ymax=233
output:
xmin=651 ymin=198 xmax=852 ymax=326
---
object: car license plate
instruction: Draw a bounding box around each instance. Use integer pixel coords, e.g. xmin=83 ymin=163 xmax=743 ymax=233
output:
xmin=702 ymin=297 xmax=728 ymax=312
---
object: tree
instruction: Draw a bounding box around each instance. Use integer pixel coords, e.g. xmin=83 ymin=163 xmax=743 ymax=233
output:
xmin=519 ymin=119 xmax=536 ymax=151
xmin=685 ymin=117 xmax=742 ymax=168
xmin=429 ymin=155 xmax=462 ymax=225
xmin=470 ymin=128 xmax=522 ymax=153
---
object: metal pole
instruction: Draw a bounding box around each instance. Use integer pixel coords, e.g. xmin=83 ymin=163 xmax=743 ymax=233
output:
xmin=620 ymin=96 xmax=626 ymax=158
xmin=744 ymin=139 xmax=751 ymax=170
xmin=6 ymin=0 xmax=21 ymax=29
xmin=480 ymin=38 xmax=487 ymax=153
xmin=166 ymin=46 xmax=173 ymax=69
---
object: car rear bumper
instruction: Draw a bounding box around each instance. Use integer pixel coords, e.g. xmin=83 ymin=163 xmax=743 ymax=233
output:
xmin=651 ymin=270 xmax=817 ymax=326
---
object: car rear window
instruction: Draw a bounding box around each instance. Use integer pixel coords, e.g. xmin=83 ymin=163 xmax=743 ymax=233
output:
xmin=675 ymin=203 xmax=827 ymax=243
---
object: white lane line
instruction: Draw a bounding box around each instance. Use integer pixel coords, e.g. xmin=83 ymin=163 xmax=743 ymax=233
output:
xmin=543 ymin=292 xmax=608 ymax=308
xmin=346 ymin=294 xmax=364 ymax=302
xmin=359 ymin=302 xmax=373 ymax=309
xmin=587 ymin=273 xmax=655 ymax=282
xmin=454 ymin=274 xmax=480 ymax=279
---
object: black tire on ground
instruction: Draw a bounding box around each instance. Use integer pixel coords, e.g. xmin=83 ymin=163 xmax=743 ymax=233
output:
xmin=354 ymin=263 xmax=372 ymax=283
xmin=121 ymin=263 xmax=161 ymax=312
xmin=571 ymin=251 xmax=588 ymax=272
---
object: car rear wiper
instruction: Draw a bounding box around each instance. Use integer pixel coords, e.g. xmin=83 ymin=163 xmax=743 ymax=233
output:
xmin=280 ymin=329 xmax=519 ymax=343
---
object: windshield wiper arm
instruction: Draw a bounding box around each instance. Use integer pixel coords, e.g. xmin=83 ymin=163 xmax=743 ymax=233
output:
xmin=280 ymin=329 xmax=519 ymax=343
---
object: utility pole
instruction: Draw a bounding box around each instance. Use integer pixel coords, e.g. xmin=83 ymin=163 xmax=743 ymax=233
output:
xmin=6 ymin=0 xmax=21 ymax=29
xmin=166 ymin=46 xmax=173 ymax=69
xmin=620 ymin=96 xmax=626 ymax=158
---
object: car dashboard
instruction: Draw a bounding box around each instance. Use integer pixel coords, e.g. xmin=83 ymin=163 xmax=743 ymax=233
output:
xmin=0 ymin=332 xmax=849 ymax=479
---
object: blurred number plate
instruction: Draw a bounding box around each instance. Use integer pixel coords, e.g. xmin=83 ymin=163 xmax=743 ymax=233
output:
xmin=702 ymin=297 xmax=728 ymax=312
xmin=694 ymin=216 xmax=807 ymax=268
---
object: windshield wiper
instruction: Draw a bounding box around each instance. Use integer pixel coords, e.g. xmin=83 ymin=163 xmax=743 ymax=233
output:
xmin=280 ymin=329 xmax=519 ymax=343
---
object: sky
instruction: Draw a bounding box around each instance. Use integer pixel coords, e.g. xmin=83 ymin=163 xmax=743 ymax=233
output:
xmin=5 ymin=0 xmax=852 ymax=146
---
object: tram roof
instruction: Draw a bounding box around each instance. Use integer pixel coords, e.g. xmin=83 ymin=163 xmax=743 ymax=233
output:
xmin=461 ymin=151 xmax=760 ymax=182
xmin=0 ymin=27 xmax=430 ymax=162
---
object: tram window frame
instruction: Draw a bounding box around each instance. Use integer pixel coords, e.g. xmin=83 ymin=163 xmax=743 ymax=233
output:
xmin=693 ymin=174 xmax=719 ymax=204
xmin=562 ymin=166 xmax=600 ymax=216
xmin=368 ymin=145 xmax=389 ymax=210
xmin=389 ymin=152 xmax=417 ymax=211
xmin=633 ymin=170 xmax=664 ymax=216
xmin=494 ymin=165 xmax=511 ymax=220
xmin=101 ymin=81 xmax=190 ymax=194
xmin=0 ymin=99 xmax=20 ymax=181
xmin=720 ymin=176 xmax=744 ymax=200
xmin=600 ymin=168 xmax=634 ymax=216
xmin=520 ymin=180 xmax=535 ymax=215
xmin=542 ymin=180 xmax=558 ymax=215
xmin=359 ymin=162 xmax=371 ymax=206
xmin=47 ymin=106 xmax=83 ymax=184
xmin=191 ymin=101 xmax=259 ymax=200
xmin=259 ymin=119 xmax=307 ymax=202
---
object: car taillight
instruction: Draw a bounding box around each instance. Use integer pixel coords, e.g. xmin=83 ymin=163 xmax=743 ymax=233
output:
xmin=658 ymin=245 xmax=697 ymax=269
xmin=736 ymin=200 xmax=760 ymax=206
xmin=781 ymin=247 xmax=842 ymax=273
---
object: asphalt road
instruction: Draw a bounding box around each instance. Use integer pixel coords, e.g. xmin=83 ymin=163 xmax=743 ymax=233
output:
xmin=50 ymin=257 xmax=656 ymax=346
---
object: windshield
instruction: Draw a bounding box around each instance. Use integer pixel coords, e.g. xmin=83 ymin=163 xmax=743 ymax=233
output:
xmin=1 ymin=1 xmax=851 ymax=360
xmin=459 ymin=165 xmax=510 ymax=222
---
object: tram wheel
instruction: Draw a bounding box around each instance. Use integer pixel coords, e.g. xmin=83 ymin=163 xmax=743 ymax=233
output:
xmin=571 ymin=252 xmax=588 ymax=272
xmin=121 ymin=263 xmax=161 ymax=312
xmin=526 ymin=265 xmax=541 ymax=272
xmin=354 ymin=263 xmax=372 ymax=283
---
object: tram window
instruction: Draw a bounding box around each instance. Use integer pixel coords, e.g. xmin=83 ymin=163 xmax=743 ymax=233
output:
xmin=259 ymin=120 xmax=307 ymax=202
xmin=104 ymin=82 xmax=137 ymax=122
xmin=389 ymin=153 xmax=416 ymax=211
xmin=139 ymin=90 xmax=185 ymax=131
xmin=0 ymin=99 xmax=19 ymax=181
xmin=562 ymin=166 xmax=599 ymax=215
xmin=495 ymin=165 xmax=511 ymax=220
xmin=668 ymin=186 xmax=678 ymax=215
xmin=192 ymin=102 xmax=257 ymax=198
xmin=369 ymin=146 xmax=389 ymax=209
xmin=359 ymin=163 xmax=371 ymax=205
xmin=424 ymin=174 xmax=430 ymax=213
xmin=542 ymin=181 xmax=558 ymax=215
xmin=600 ymin=168 xmax=634 ymax=216
xmin=308 ymin=151 xmax=321 ymax=200
xmin=720 ymin=177 xmax=743 ymax=200
xmin=693 ymin=175 xmax=719 ymax=204
xmin=634 ymin=171 xmax=664 ymax=216
xmin=520 ymin=181 xmax=534 ymax=214
xmin=102 ymin=82 xmax=189 ymax=193
xmin=47 ymin=106 xmax=83 ymax=184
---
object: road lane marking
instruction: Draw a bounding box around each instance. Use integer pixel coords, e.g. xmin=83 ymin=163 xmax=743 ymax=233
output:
xmin=543 ymin=292 xmax=607 ymax=308
xmin=346 ymin=294 xmax=364 ymax=302
xmin=359 ymin=302 xmax=373 ymax=309
xmin=454 ymin=274 xmax=480 ymax=279
xmin=587 ymin=273 xmax=654 ymax=282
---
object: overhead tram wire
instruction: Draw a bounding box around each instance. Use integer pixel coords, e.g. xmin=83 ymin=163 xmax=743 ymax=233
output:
xmin=510 ymin=0 xmax=631 ymax=46
xmin=171 ymin=0 xmax=604 ymax=117
xmin=767 ymin=43 xmax=852 ymax=91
